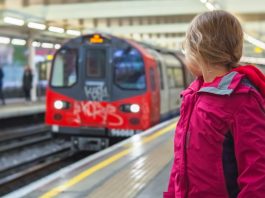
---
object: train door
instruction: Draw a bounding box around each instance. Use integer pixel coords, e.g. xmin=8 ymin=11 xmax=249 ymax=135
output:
xmin=149 ymin=65 xmax=160 ymax=124
xmin=83 ymin=46 xmax=111 ymax=102
xmin=163 ymin=53 xmax=184 ymax=115
xmin=157 ymin=58 xmax=170 ymax=120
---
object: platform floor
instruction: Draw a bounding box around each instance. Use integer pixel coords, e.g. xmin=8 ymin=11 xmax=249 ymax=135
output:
xmin=0 ymin=98 xmax=45 ymax=119
xmin=4 ymin=118 xmax=177 ymax=198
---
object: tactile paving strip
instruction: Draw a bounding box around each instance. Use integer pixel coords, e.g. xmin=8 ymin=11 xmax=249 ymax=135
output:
xmin=86 ymin=140 xmax=173 ymax=198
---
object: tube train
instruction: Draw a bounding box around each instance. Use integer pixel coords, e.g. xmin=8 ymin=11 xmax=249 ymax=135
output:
xmin=45 ymin=33 xmax=191 ymax=150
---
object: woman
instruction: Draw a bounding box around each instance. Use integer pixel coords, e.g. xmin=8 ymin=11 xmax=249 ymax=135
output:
xmin=22 ymin=66 xmax=33 ymax=101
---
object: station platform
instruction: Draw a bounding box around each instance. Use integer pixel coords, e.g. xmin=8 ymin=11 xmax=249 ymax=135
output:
xmin=4 ymin=118 xmax=177 ymax=198
xmin=0 ymin=98 xmax=45 ymax=119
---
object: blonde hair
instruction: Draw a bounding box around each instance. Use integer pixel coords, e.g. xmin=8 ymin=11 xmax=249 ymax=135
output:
xmin=184 ymin=10 xmax=243 ymax=68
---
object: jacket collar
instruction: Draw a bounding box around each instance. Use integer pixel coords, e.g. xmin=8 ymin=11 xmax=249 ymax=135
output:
xmin=198 ymin=71 xmax=244 ymax=95
xmin=182 ymin=71 xmax=245 ymax=97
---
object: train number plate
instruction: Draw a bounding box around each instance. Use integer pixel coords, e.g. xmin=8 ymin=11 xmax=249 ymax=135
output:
xmin=110 ymin=129 xmax=135 ymax=137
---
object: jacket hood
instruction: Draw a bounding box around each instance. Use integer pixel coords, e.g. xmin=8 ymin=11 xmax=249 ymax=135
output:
xmin=233 ymin=65 xmax=265 ymax=98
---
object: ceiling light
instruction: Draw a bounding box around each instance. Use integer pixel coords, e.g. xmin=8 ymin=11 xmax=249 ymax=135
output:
xmin=32 ymin=41 xmax=41 ymax=47
xmin=4 ymin=16 xmax=25 ymax=26
xmin=200 ymin=0 xmax=207 ymax=3
xmin=42 ymin=43 xmax=54 ymax=48
xmin=28 ymin=22 xmax=46 ymax=30
xmin=132 ymin=33 xmax=141 ymax=40
xmin=48 ymin=26 xmax=64 ymax=33
xmin=66 ymin=30 xmax=81 ymax=36
xmin=205 ymin=2 xmax=216 ymax=10
xmin=54 ymin=44 xmax=61 ymax=49
xmin=142 ymin=34 xmax=150 ymax=40
xmin=11 ymin=39 xmax=26 ymax=46
xmin=0 ymin=36 xmax=10 ymax=44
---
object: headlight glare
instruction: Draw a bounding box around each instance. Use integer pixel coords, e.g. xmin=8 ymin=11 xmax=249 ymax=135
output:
xmin=54 ymin=100 xmax=64 ymax=110
xmin=130 ymin=104 xmax=140 ymax=113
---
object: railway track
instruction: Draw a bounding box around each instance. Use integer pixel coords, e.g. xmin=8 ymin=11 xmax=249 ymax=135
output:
xmin=0 ymin=124 xmax=50 ymax=154
xmin=0 ymin=122 xmax=75 ymax=196
xmin=0 ymin=114 xmax=123 ymax=196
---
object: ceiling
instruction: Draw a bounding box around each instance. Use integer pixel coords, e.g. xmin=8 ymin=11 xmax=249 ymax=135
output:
xmin=1 ymin=0 xmax=265 ymax=56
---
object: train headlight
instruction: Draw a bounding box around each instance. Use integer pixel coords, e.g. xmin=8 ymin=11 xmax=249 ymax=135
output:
xmin=54 ymin=100 xmax=64 ymax=110
xmin=120 ymin=104 xmax=141 ymax=113
xmin=130 ymin=104 xmax=140 ymax=113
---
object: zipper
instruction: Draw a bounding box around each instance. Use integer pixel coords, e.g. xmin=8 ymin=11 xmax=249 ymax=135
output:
xmin=183 ymin=92 xmax=199 ymax=198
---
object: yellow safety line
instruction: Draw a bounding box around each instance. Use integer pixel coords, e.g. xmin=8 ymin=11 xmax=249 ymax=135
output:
xmin=143 ymin=123 xmax=176 ymax=144
xmin=39 ymin=122 xmax=176 ymax=198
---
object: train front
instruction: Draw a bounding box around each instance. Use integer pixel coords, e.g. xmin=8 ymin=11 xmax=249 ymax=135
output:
xmin=45 ymin=34 xmax=159 ymax=148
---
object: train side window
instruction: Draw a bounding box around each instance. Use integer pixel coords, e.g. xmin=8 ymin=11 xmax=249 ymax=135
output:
xmin=51 ymin=48 xmax=77 ymax=87
xmin=173 ymin=68 xmax=184 ymax=88
xmin=86 ymin=48 xmax=106 ymax=78
xmin=167 ymin=68 xmax=175 ymax=88
xmin=157 ymin=60 xmax=164 ymax=90
xmin=150 ymin=68 xmax=156 ymax=91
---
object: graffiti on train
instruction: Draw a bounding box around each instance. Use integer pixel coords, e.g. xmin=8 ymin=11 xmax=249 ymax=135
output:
xmin=73 ymin=101 xmax=123 ymax=126
xmin=84 ymin=85 xmax=109 ymax=101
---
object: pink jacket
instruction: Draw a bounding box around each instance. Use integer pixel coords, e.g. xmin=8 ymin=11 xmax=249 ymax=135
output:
xmin=164 ymin=67 xmax=265 ymax=198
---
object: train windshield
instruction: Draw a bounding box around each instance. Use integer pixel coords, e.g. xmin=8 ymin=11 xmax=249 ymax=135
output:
xmin=51 ymin=48 xmax=77 ymax=87
xmin=113 ymin=47 xmax=146 ymax=90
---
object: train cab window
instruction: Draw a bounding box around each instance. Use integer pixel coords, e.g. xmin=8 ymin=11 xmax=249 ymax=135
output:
xmin=113 ymin=47 xmax=146 ymax=90
xmin=86 ymin=48 xmax=106 ymax=78
xmin=173 ymin=68 xmax=184 ymax=87
xmin=51 ymin=48 xmax=77 ymax=87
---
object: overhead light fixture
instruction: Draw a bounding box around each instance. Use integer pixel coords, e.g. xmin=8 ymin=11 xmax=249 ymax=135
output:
xmin=0 ymin=36 xmax=10 ymax=44
xmin=32 ymin=41 xmax=41 ymax=48
xmin=48 ymin=26 xmax=64 ymax=33
xmin=28 ymin=22 xmax=46 ymax=30
xmin=54 ymin=44 xmax=61 ymax=49
xmin=142 ymin=34 xmax=150 ymax=40
xmin=42 ymin=43 xmax=54 ymax=48
xmin=66 ymin=30 xmax=81 ymax=36
xmin=11 ymin=39 xmax=26 ymax=46
xmin=199 ymin=0 xmax=217 ymax=11
xmin=4 ymin=16 xmax=25 ymax=26
xmin=132 ymin=33 xmax=141 ymax=40
xmin=205 ymin=2 xmax=216 ymax=10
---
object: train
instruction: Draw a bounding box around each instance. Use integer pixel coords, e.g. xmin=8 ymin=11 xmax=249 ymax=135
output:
xmin=45 ymin=33 xmax=192 ymax=150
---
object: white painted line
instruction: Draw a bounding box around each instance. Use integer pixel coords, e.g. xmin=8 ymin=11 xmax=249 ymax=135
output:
xmin=3 ymin=117 xmax=177 ymax=198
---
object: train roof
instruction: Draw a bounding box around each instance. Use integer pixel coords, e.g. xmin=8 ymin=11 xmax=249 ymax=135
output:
xmin=60 ymin=33 xmax=184 ymax=56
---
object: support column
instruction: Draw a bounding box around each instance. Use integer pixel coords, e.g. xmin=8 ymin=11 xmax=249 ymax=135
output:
xmin=27 ymin=37 xmax=37 ymax=102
